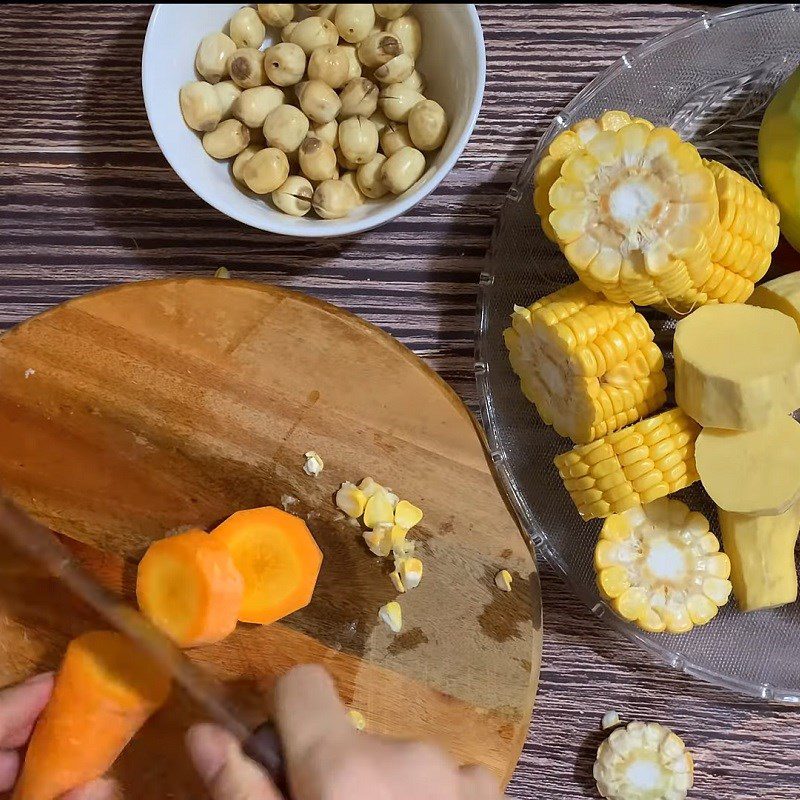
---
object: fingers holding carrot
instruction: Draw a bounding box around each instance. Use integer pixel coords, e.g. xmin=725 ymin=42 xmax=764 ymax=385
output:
xmin=12 ymin=632 xmax=170 ymax=800
xmin=0 ymin=673 xmax=53 ymax=794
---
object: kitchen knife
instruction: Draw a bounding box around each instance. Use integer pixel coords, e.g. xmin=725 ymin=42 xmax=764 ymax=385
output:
xmin=0 ymin=496 xmax=285 ymax=786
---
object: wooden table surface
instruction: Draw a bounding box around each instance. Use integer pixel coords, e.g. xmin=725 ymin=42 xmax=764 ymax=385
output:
xmin=2 ymin=4 xmax=798 ymax=799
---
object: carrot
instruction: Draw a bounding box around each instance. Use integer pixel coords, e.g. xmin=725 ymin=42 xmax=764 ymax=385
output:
xmin=13 ymin=630 xmax=171 ymax=800
xmin=136 ymin=530 xmax=244 ymax=648
xmin=211 ymin=507 xmax=323 ymax=625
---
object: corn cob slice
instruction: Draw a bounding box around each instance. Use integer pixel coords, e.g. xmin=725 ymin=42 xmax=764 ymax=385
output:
xmin=594 ymin=721 xmax=694 ymax=800
xmin=554 ymin=408 xmax=700 ymax=520
xmin=659 ymin=159 xmax=780 ymax=313
xmin=547 ymin=122 xmax=720 ymax=308
xmin=534 ymin=111 xmax=654 ymax=242
xmin=595 ymin=498 xmax=732 ymax=634
xmin=504 ymin=282 xmax=667 ymax=444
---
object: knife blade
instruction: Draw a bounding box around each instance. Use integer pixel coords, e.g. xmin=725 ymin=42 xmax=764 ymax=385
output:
xmin=0 ymin=496 xmax=285 ymax=784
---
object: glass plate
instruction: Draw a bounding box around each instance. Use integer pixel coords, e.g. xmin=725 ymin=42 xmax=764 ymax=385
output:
xmin=476 ymin=4 xmax=800 ymax=702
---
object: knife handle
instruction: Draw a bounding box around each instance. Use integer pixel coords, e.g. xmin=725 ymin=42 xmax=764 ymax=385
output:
xmin=244 ymin=722 xmax=288 ymax=792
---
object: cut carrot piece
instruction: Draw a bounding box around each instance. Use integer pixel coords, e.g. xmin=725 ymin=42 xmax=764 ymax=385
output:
xmin=212 ymin=506 xmax=323 ymax=625
xmin=136 ymin=529 xmax=244 ymax=648
xmin=13 ymin=630 xmax=171 ymax=800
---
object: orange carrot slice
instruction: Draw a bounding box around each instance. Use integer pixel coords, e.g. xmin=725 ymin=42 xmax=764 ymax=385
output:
xmin=13 ymin=630 xmax=171 ymax=800
xmin=212 ymin=507 xmax=323 ymax=625
xmin=136 ymin=530 xmax=244 ymax=648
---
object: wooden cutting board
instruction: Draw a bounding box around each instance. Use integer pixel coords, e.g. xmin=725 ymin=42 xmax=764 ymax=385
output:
xmin=0 ymin=278 xmax=540 ymax=794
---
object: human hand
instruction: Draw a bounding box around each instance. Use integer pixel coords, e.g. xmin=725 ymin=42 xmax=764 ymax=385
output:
xmin=187 ymin=664 xmax=504 ymax=800
xmin=1 ymin=673 xmax=118 ymax=799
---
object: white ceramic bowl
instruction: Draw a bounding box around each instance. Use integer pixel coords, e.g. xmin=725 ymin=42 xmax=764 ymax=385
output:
xmin=142 ymin=4 xmax=485 ymax=237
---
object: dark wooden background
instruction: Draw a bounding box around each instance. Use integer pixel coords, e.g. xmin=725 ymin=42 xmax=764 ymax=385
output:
xmin=2 ymin=4 xmax=799 ymax=798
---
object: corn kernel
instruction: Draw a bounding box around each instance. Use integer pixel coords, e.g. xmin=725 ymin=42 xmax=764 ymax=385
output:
xmin=395 ymin=500 xmax=423 ymax=530
xmin=358 ymin=476 xmax=383 ymax=498
xmin=347 ymin=709 xmax=366 ymax=731
xmin=302 ymin=450 xmax=324 ymax=476
xmin=494 ymin=569 xmax=513 ymax=592
xmin=390 ymin=525 xmax=413 ymax=557
xmin=336 ymin=482 xmax=367 ymax=518
xmin=336 ymin=481 xmax=367 ymax=519
xmin=363 ymin=524 xmax=392 ymax=557
xmin=601 ymin=710 xmax=621 ymax=730
xmin=389 ymin=570 xmax=406 ymax=593
xmin=399 ymin=557 xmax=423 ymax=590
xmin=378 ymin=601 xmax=402 ymax=633
xmin=364 ymin=490 xmax=395 ymax=528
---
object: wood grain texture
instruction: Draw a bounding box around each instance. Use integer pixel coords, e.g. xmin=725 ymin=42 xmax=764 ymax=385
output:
xmin=0 ymin=278 xmax=539 ymax=794
xmin=3 ymin=4 xmax=799 ymax=800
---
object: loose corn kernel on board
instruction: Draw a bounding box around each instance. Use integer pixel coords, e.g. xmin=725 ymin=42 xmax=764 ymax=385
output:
xmin=476 ymin=11 xmax=800 ymax=701
xmin=0 ymin=278 xmax=539 ymax=796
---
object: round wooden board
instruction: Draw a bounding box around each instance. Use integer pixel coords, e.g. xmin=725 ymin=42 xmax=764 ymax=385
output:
xmin=0 ymin=278 xmax=540 ymax=794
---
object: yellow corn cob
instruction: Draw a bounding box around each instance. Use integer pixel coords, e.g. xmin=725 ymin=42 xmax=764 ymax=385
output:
xmin=539 ymin=116 xmax=780 ymax=311
xmin=534 ymin=111 xmax=654 ymax=242
xmin=547 ymin=122 xmax=718 ymax=308
xmin=504 ymin=282 xmax=667 ymax=444
xmin=595 ymin=498 xmax=732 ymax=634
xmin=657 ymin=160 xmax=780 ymax=313
xmin=554 ymin=408 xmax=700 ymax=520
xmin=702 ymin=159 xmax=780 ymax=300
xmin=594 ymin=721 xmax=694 ymax=800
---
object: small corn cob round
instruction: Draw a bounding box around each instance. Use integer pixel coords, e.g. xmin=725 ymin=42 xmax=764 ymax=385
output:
xmin=504 ymin=282 xmax=667 ymax=444
xmin=534 ymin=111 xmax=654 ymax=242
xmin=547 ymin=121 xmax=720 ymax=308
xmin=594 ymin=721 xmax=694 ymax=800
xmin=554 ymin=408 xmax=700 ymax=520
xmin=595 ymin=498 xmax=732 ymax=634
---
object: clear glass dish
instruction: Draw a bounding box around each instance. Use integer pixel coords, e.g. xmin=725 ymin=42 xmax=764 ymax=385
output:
xmin=476 ymin=4 xmax=800 ymax=702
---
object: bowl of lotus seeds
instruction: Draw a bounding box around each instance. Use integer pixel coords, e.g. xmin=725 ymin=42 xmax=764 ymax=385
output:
xmin=142 ymin=4 xmax=485 ymax=237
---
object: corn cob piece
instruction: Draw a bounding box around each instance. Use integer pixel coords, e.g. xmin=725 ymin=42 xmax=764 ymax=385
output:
xmin=554 ymin=408 xmax=700 ymax=520
xmin=594 ymin=721 xmax=694 ymax=800
xmin=534 ymin=111 xmax=654 ymax=242
xmin=659 ymin=159 xmax=780 ymax=313
xmin=504 ymin=282 xmax=667 ymax=444
xmin=547 ymin=122 xmax=719 ymax=308
xmin=539 ymin=114 xmax=780 ymax=310
xmin=595 ymin=498 xmax=732 ymax=634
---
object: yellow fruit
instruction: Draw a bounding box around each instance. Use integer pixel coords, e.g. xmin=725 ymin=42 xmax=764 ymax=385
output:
xmin=719 ymin=503 xmax=800 ymax=612
xmin=759 ymin=62 xmax=800 ymax=253
xmin=695 ymin=416 xmax=800 ymax=516
xmin=674 ymin=303 xmax=800 ymax=430
xmin=749 ymin=271 xmax=800 ymax=331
